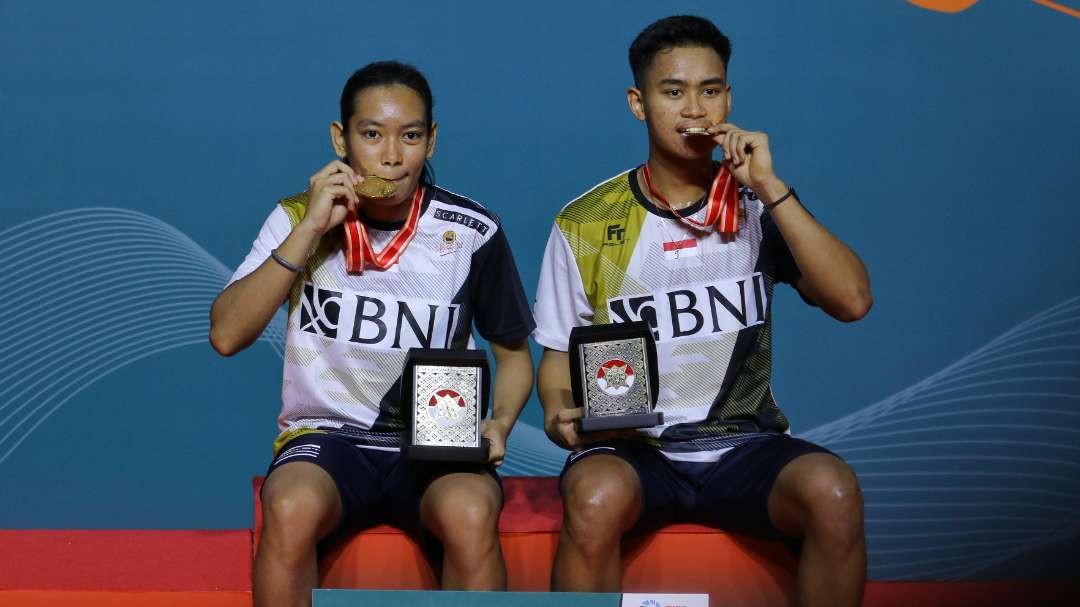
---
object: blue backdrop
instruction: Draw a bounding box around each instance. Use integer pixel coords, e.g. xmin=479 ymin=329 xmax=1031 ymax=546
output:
xmin=2 ymin=0 xmax=1078 ymax=581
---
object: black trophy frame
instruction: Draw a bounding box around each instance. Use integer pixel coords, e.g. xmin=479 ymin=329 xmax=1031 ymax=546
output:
xmin=401 ymin=348 xmax=491 ymax=462
xmin=568 ymin=321 xmax=662 ymax=432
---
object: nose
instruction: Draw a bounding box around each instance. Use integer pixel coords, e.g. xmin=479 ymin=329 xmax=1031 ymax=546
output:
xmin=381 ymin=138 xmax=403 ymax=167
xmin=681 ymin=94 xmax=706 ymax=119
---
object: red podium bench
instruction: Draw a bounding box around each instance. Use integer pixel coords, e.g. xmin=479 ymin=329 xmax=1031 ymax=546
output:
xmin=1 ymin=479 xmax=1077 ymax=606
xmin=253 ymin=476 xmax=799 ymax=604
xmin=0 ymin=529 xmax=252 ymax=606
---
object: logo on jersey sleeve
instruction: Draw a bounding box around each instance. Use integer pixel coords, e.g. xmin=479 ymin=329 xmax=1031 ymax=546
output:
xmin=606 ymin=273 xmax=768 ymax=342
xmin=596 ymin=359 xmax=635 ymax=396
xmin=296 ymin=283 xmax=461 ymax=350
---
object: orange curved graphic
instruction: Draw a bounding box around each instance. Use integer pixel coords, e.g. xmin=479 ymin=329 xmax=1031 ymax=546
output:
xmin=909 ymin=0 xmax=1080 ymax=19
xmin=908 ymin=0 xmax=979 ymax=12
xmin=1032 ymin=0 xmax=1080 ymax=19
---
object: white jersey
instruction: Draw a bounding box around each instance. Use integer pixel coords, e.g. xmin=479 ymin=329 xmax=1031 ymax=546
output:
xmin=533 ymin=168 xmax=804 ymax=462
xmin=229 ymin=185 xmax=535 ymax=450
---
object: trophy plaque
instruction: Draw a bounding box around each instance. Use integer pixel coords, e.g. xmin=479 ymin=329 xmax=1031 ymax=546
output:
xmin=569 ymin=321 xmax=662 ymax=432
xmin=401 ymin=348 xmax=491 ymax=462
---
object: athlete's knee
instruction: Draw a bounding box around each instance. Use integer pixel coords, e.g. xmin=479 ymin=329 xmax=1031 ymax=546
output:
xmin=423 ymin=476 xmax=501 ymax=558
xmin=800 ymin=459 xmax=864 ymax=548
xmin=561 ymin=465 xmax=639 ymax=547
xmin=261 ymin=485 xmax=339 ymax=552
xmin=434 ymin=496 xmax=500 ymax=551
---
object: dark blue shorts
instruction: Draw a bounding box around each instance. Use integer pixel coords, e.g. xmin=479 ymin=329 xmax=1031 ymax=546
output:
xmin=265 ymin=431 xmax=502 ymax=560
xmin=560 ymin=434 xmax=835 ymax=538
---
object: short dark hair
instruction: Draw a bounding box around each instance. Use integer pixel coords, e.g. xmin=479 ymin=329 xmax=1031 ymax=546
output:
xmin=339 ymin=61 xmax=436 ymax=185
xmin=339 ymin=61 xmax=434 ymax=129
xmin=629 ymin=16 xmax=732 ymax=86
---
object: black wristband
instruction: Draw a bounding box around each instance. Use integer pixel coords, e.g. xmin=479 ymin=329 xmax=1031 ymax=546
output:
xmin=764 ymin=187 xmax=798 ymax=211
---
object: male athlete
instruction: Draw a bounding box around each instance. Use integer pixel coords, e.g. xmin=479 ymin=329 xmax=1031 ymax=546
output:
xmin=533 ymin=16 xmax=872 ymax=607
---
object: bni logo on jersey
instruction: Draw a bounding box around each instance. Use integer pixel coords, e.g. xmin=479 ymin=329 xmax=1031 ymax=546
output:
xmin=596 ymin=359 xmax=635 ymax=396
xmin=427 ymin=389 xmax=466 ymax=426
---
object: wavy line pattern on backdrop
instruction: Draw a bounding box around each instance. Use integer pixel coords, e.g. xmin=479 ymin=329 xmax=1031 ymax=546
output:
xmin=0 ymin=208 xmax=284 ymax=465
xmin=804 ymin=296 xmax=1080 ymax=579
xmin=1 ymin=207 xmax=1076 ymax=579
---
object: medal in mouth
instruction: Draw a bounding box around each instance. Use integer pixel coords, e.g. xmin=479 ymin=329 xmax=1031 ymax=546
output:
xmin=680 ymin=126 xmax=711 ymax=136
xmin=354 ymin=175 xmax=399 ymax=199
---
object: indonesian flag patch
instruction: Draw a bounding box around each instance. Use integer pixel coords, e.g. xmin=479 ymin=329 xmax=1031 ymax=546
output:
xmin=662 ymin=238 xmax=699 ymax=260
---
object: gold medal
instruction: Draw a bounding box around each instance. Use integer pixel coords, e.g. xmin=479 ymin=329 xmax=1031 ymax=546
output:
xmin=354 ymin=175 xmax=398 ymax=199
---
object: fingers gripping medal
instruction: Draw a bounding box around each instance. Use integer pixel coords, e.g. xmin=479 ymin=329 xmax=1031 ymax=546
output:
xmin=342 ymin=177 xmax=424 ymax=273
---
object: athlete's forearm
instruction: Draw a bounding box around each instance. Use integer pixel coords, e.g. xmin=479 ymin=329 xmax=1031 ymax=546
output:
xmin=756 ymin=177 xmax=873 ymax=322
xmin=209 ymin=224 xmax=322 ymax=356
xmin=538 ymin=349 xmax=576 ymax=429
xmin=488 ymin=339 xmax=534 ymax=434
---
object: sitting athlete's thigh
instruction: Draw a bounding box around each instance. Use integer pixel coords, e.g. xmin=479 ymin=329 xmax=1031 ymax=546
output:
xmin=767 ymin=450 xmax=861 ymax=538
xmin=261 ymin=461 xmax=342 ymax=541
xmin=562 ymin=453 xmax=641 ymax=499
xmin=379 ymin=457 xmax=500 ymax=533
xmin=697 ymin=435 xmax=835 ymax=537
xmin=263 ymin=432 xmax=381 ymax=535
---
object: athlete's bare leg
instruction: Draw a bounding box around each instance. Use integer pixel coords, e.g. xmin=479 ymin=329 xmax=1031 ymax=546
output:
xmin=420 ymin=471 xmax=506 ymax=589
xmin=254 ymin=462 xmax=343 ymax=607
xmin=768 ymin=453 xmax=866 ymax=607
xmin=551 ymin=454 xmax=642 ymax=591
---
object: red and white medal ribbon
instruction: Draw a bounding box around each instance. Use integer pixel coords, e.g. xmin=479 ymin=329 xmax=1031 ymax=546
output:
xmin=642 ymin=163 xmax=740 ymax=237
xmin=342 ymin=186 xmax=425 ymax=273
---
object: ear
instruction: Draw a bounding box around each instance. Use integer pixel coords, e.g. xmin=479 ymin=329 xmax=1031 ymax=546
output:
xmin=330 ymin=121 xmax=347 ymax=158
xmin=627 ymin=87 xmax=646 ymax=122
xmin=426 ymin=122 xmax=439 ymax=159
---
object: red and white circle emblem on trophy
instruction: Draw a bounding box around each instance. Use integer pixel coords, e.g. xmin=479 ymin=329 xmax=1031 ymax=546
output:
xmin=595 ymin=359 xmax=635 ymax=396
xmin=427 ymin=388 xmax=466 ymax=426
